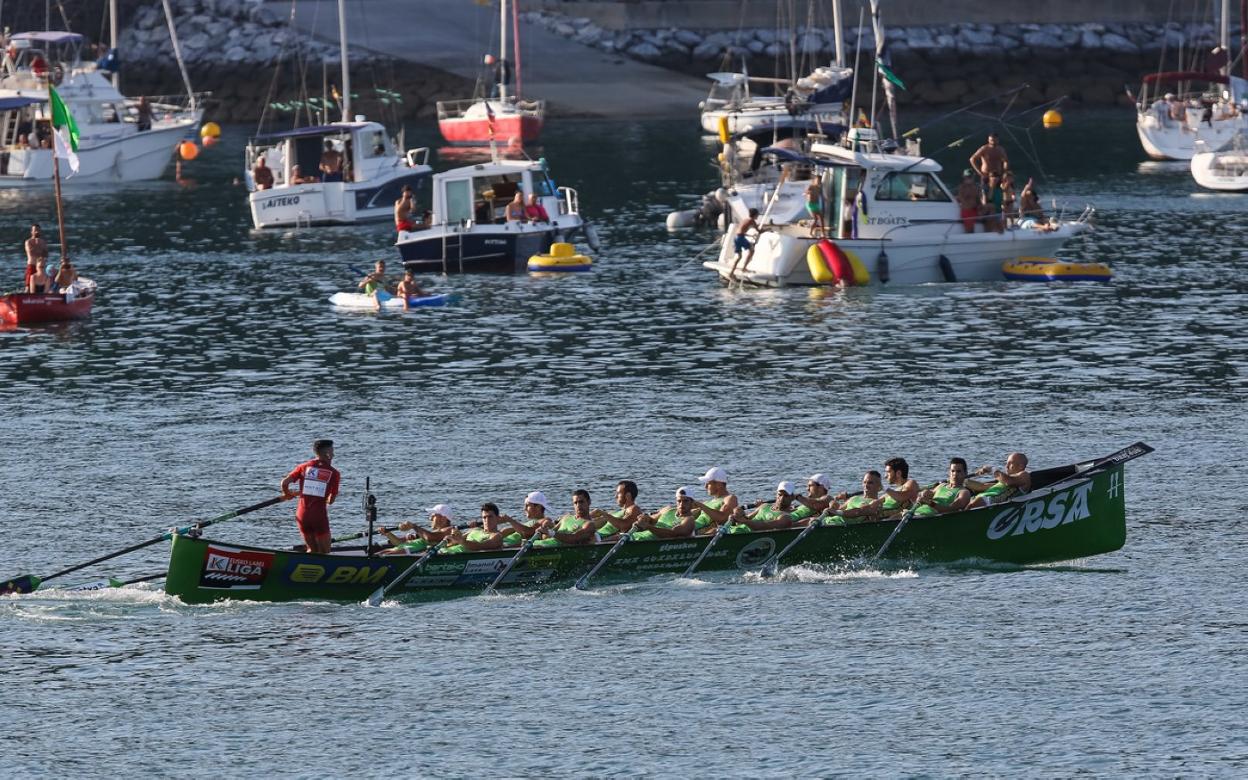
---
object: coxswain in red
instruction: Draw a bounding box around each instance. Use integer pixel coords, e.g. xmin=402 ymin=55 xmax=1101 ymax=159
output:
xmin=280 ymin=439 xmax=340 ymax=554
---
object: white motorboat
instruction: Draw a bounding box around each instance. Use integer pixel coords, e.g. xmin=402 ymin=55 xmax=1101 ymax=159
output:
xmin=0 ymin=31 xmax=202 ymax=186
xmin=244 ymin=121 xmax=432 ymax=229
xmin=702 ymin=128 xmax=1094 ymax=287
xmin=1191 ymin=131 xmax=1248 ymax=190
xmin=395 ymin=156 xmax=594 ymax=274
xmin=700 ymin=68 xmax=852 ymax=137
xmin=1134 ymin=70 xmax=1248 ymax=161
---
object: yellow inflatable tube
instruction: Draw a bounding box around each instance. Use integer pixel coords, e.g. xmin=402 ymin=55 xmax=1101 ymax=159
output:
xmin=528 ymin=242 xmax=593 ymax=273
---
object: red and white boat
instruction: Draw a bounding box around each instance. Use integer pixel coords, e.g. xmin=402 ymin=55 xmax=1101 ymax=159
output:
xmin=437 ymin=0 xmax=544 ymax=146
xmin=1 ymin=278 xmax=95 ymax=325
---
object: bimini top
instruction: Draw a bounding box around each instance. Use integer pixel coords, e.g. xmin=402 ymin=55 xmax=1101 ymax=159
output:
xmin=1142 ymin=71 xmax=1229 ymax=85
xmin=808 ymin=141 xmax=943 ymax=173
xmin=12 ymin=31 xmax=86 ymax=45
xmin=0 ymin=96 xmax=46 ymax=111
xmin=252 ymin=122 xmax=379 ymax=142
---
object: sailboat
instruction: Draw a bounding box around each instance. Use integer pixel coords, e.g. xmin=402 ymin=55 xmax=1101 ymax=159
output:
xmin=243 ymin=0 xmax=432 ymax=229
xmin=1 ymin=84 xmax=95 ymax=325
xmin=437 ymin=0 xmax=544 ymax=146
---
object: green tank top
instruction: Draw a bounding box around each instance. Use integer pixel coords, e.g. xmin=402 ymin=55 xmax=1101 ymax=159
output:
xmin=979 ymin=481 xmax=1009 ymax=499
xmin=597 ymin=509 xmax=626 ymax=539
xmin=630 ymin=507 xmax=682 ymax=543
xmin=533 ymin=515 xmax=590 ymax=548
xmin=444 ymin=527 xmax=496 ymax=554
xmin=790 ymin=504 xmax=814 ymax=521
xmin=362 ymin=279 xmax=382 ymax=295
xmin=396 ymin=538 xmax=428 ymax=554
xmin=502 ymin=517 xmax=546 ymax=546
xmin=694 ymin=496 xmax=725 ymax=530
xmin=914 ymin=483 xmax=963 ymax=517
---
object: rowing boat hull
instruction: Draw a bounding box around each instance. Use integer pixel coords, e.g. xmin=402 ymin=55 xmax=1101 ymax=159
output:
xmin=164 ymin=461 xmax=1130 ymax=604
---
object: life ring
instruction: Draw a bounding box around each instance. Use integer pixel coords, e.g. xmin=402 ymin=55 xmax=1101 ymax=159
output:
xmin=528 ymin=242 xmax=592 ymax=272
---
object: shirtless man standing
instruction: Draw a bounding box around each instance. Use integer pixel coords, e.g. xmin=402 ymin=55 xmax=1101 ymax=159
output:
xmin=729 ymin=208 xmax=762 ymax=278
xmin=955 ymin=170 xmax=982 ymax=233
xmin=24 ymin=223 xmax=47 ymax=291
xmin=969 ymin=133 xmax=1009 ymax=182
xmin=319 ymin=140 xmax=344 ymax=182
xmin=394 ymin=186 xmax=417 ymax=232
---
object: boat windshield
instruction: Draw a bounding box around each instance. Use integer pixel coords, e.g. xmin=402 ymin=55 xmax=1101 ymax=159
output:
xmin=874 ymin=171 xmax=952 ymax=203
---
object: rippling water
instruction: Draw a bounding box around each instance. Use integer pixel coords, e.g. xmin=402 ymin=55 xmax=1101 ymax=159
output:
xmin=2 ymin=112 xmax=1246 ymax=775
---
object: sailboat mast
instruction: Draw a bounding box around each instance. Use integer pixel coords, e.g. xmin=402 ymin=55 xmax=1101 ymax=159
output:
xmin=47 ymin=78 xmax=69 ymax=264
xmin=512 ymin=0 xmax=523 ymax=99
xmin=499 ymin=0 xmax=509 ymax=102
xmin=338 ymin=0 xmax=351 ymax=121
xmin=1222 ymin=0 xmax=1231 ymax=74
xmin=109 ymin=0 xmax=119 ymax=88
xmin=832 ymin=0 xmax=844 ymax=68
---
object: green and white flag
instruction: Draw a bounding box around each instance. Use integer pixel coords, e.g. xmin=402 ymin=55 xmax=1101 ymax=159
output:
xmin=875 ymin=59 xmax=906 ymax=91
xmin=48 ymin=86 xmax=80 ymax=151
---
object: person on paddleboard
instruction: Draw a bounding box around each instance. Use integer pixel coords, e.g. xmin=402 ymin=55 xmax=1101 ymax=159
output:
xmin=358 ymin=260 xmax=391 ymax=310
xmin=395 ymin=269 xmax=428 ymax=308
xmin=280 ymin=440 xmax=340 ymax=554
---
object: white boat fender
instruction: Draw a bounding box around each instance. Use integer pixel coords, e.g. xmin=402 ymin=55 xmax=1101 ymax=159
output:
xmin=938 ymin=254 xmax=957 ymax=283
xmin=717 ymin=212 xmax=729 ymax=231
xmin=666 ymin=211 xmax=697 ymax=230
xmin=584 ymin=222 xmax=602 ymax=251
xmin=877 ymin=249 xmax=890 ymax=283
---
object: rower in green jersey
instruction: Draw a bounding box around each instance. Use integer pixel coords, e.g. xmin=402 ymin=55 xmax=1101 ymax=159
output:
xmin=533 ymin=490 xmax=598 ymax=548
xmin=439 ymin=503 xmax=508 ymax=554
xmin=825 ymin=470 xmax=886 ymax=523
xmin=590 ymin=480 xmax=644 ymax=541
xmin=688 ymin=466 xmax=740 ymax=534
xmin=788 ymin=473 xmax=834 ymax=525
xmin=379 ymin=503 xmax=457 ymax=555
xmin=500 ymin=491 xmax=555 ymax=545
xmin=967 ymin=452 xmax=1031 ymax=508
xmin=630 ymin=487 xmax=703 ymax=541
xmin=727 ymin=480 xmax=801 ymax=532
xmin=869 ymin=457 xmax=920 ymax=519
xmin=913 ymin=458 xmax=974 ymax=517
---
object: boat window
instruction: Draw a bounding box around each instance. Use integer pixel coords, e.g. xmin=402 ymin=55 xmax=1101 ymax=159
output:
xmin=365 ymin=130 xmax=389 ymax=158
xmin=532 ymin=173 xmax=555 ymax=197
xmin=874 ymin=171 xmax=952 ymax=203
xmin=444 ymin=179 xmax=473 ymax=223
xmin=472 ymin=173 xmax=524 ymax=222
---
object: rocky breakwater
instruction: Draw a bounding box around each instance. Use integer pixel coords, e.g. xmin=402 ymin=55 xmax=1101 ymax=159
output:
xmin=523 ymin=10 xmax=1235 ymax=107
xmin=117 ymin=0 xmax=471 ymax=123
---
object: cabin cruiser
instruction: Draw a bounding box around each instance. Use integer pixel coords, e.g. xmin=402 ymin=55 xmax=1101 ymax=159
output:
xmin=0 ymin=31 xmax=202 ymax=186
xmin=1134 ymin=71 xmax=1248 ymax=161
xmin=703 ymin=128 xmax=1094 ymax=286
xmin=1191 ymin=130 xmax=1248 ymax=191
xmin=244 ymin=120 xmax=432 ymax=229
xmin=700 ymin=66 xmax=851 ymax=137
xmin=395 ymin=156 xmax=592 ymax=274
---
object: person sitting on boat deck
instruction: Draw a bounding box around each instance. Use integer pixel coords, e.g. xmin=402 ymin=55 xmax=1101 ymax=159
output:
xmin=630 ymin=487 xmax=704 ymax=540
xmin=395 ymin=269 xmax=428 ymax=308
xmin=290 ymin=165 xmax=320 ymax=185
xmin=53 ymin=257 xmax=78 ymax=290
xmin=378 ymin=504 xmax=457 ymax=555
xmin=728 ymin=481 xmax=800 ymax=532
xmin=591 ymin=480 xmax=644 ymax=541
xmin=24 ymin=223 xmax=48 ymax=291
xmin=280 ymin=439 xmax=340 ymax=554
xmin=823 ymin=470 xmax=887 ymax=523
xmin=26 ymin=259 xmax=54 ymax=294
xmin=686 ymin=466 xmax=740 ymax=534
xmin=524 ymin=193 xmax=550 ymax=223
xmin=500 ymin=491 xmax=555 ymax=544
xmin=1017 ymin=179 xmax=1058 ymax=231
xmin=729 ymin=208 xmax=762 ymax=278
xmin=912 ymin=458 xmax=974 ymax=517
xmin=969 ymin=132 xmax=1009 ymax=182
xmin=804 ymin=180 xmax=824 ymax=238
xmin=967 ymin=452 xmax=1032 ymax=508
xmin=532 ymin=490 xmax=598 ymax=547
xmin=505 ymin=191 xmax=527 ymax=223
xmin=439 ymin=504 xmax=509 ymax=554
xmin=1166 ymin=93 xmax=1187 ymax=123
xmin=955 ymin=170 xmax=981 ymax=234
xmin=358 ymin=260 xmax=391 ymax=308
xmin=252 ymin=157 xmax=274 ymax=191
xmin=319 ymin=140 xmax=344 ymax=182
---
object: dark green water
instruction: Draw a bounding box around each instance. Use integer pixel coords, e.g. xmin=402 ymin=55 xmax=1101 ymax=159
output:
xmin=1 ymin=111 xmax=1245 ymax=775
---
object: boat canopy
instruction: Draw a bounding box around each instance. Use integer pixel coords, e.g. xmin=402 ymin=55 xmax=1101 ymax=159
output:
xmin=253 ymin=122 xmax=376 ymax=142
xmin=1142 ymin=71 xmax=1229 ymax=85
xmin=11 ymin=31 xmax=86 ymax=45
xmin=0 ymin=96 xmax=45 ymax=111
xmin=810 ymin=142 xmax=942 ymax=172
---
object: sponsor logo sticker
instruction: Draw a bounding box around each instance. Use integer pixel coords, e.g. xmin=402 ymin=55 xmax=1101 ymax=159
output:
xmin=986 ymin=482 xmax=1094 ymax=540
xmin=200 ymin=544 xmax=274 ymax=590
xmin=736 ymin=538 xmax=776 ymax=569
xmin=281 ymin=559 xmax=390 ymax=586
xmin=262 ymin=195 xmax=301 ymax=210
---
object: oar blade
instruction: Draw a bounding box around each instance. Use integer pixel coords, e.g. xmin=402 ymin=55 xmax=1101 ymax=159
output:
xmin=1 ymin=575 xmax=40 ymax=595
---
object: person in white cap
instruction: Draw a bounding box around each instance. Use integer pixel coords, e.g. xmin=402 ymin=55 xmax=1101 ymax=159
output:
xmin=378 ymin=503 xmax=456 ymax=555
xmin=533 ymin=489 xmax=597 ymax=547
xmin=631 ymin=486 xmax=703 ymax=541
xmin=689 ymin=467 xmax=739 ymax=534
xmin=728 ymin=481 xmax=800 ymax=532
xmin=591 ymin=480 xmax=644 ymax=541
xmin=790 ymin=473 xmax=835 ymax=522
xmin=501 ymin=491 xmax=554 ymax=543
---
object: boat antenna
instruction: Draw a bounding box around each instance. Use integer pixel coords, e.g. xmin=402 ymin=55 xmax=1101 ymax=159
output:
xmin=847 ymin=6 xmax=864 ymax=145
xmin=337 ymin=0 xmax=351 ymax=121
xmin=108 ymin=0 xmax=118 ymax=88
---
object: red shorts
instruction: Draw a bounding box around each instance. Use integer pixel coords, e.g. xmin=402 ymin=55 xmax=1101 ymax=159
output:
xmin=24 ymin=265 xmax=34 ymax=288
xmin=960 ymin=207 xmax=978 ymax=232
xmin=396 ymin=220 xmax=415 ymax=232
xmin=297 ymin=511 xmax=330 ymax=537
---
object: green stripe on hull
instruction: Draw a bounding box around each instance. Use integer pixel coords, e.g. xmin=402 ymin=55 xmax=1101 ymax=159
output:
xmin=164 ymin=464 xmax=1128 ymax=605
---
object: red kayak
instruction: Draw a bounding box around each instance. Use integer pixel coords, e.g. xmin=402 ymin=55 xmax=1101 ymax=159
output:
xmin=0 ymin=279 xmax=96 ymax=325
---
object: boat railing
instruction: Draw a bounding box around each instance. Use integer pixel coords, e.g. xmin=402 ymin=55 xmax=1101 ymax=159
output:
xmin=406 ymin=147 xmax=430 ymax=167
xmin=558 ymin=186 xmax=579 ymax=216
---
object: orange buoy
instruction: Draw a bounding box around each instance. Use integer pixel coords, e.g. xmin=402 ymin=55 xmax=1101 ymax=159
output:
xmin=202 ymin=135 xmax=219 ymax=148
xmin=179 ymin=141 xmax=199 ymax=160
xmin=1042 ymin=109 xmax=1063 ymax=128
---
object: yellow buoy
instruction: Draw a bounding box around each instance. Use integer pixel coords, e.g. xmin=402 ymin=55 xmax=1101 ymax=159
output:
xmin=717 ymin=115 xmax=731 ymax=145
xmin=199 ymin=121 xmax=221 ymax=139
xmin=1042 ymin=109 xmax=1063 ymax=129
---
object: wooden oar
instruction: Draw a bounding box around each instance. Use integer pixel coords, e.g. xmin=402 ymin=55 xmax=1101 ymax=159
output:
xmin=680 ymin=523 xmax=730 ymax=578
xmin=574 ymin=533 xmax=630 ymax=591
xmin=0 ymin=495 xmax=292 ymax=596
xmin=760 ymin=519 xmax=823 ymax=578
xmin=486 ymin=535 xmax=537 ymax=594
xmin=365 ymin=539 xmax=445 ymax=607
xmin=871 ymin=503 xmax=922 ymax=562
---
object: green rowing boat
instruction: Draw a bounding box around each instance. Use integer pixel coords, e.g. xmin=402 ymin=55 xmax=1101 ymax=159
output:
xmin=163 ymin=444 xmax=1151 ymax=604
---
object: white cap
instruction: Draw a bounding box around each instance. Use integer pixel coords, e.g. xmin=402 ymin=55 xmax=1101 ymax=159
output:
xmin=675 ymin=486 xmax=699 ymax=500
xmin=808 ymin=473 xmax=832 ymax=490
xmin=425 ymin=503 xmax=454 ymax=521
xmin=698 ymin=466 xmax=728 ymax=485
xmin=776 ymin=481 xmax=796 ymax=495
xmin=1164 ymin=92 xmax=1176 ymax=99
xmin=524 ymin=491 xmax=549 ymax=509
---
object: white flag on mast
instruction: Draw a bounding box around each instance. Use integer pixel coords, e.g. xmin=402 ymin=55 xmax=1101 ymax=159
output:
xmin=53 ymin=127 xmax=80 ymax=177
